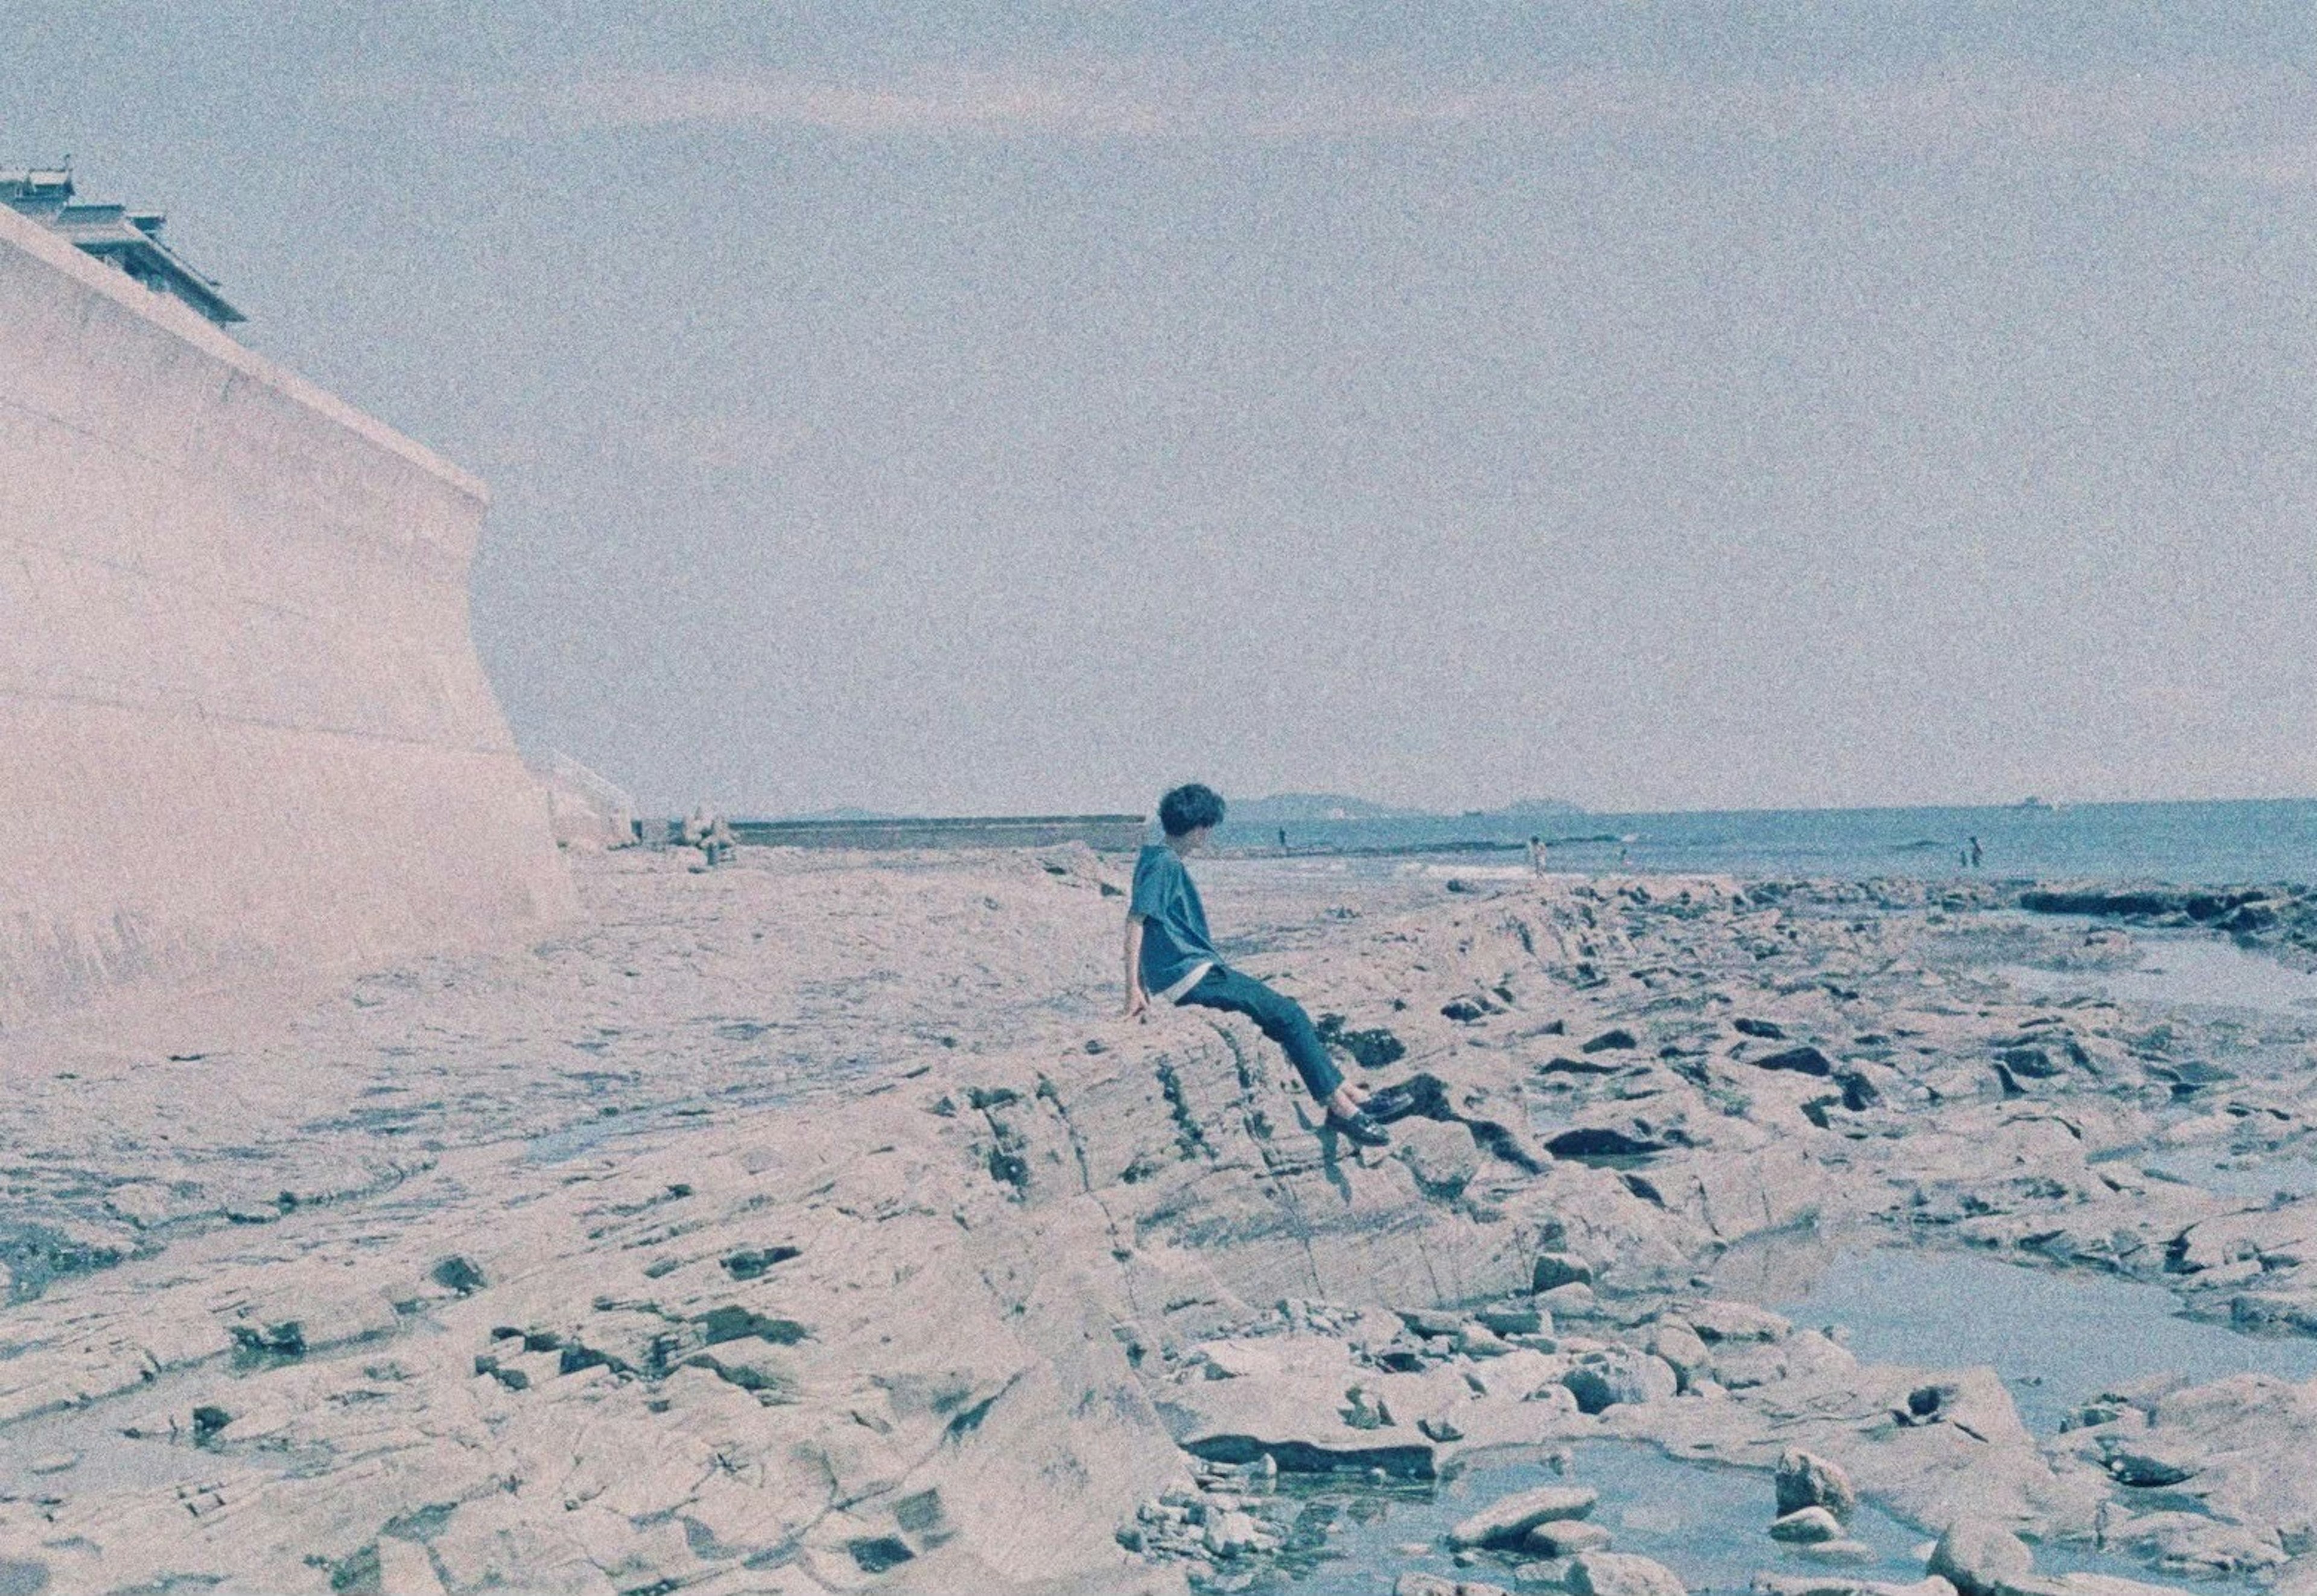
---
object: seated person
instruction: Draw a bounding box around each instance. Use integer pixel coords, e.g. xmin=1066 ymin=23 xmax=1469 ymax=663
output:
xmin=1123 ymin=783 xmax=1389 ymax=1147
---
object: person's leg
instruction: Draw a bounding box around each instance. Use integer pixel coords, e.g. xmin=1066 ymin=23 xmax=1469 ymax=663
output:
xmin=1179 ymin=967 xmax=1344 ymax=1103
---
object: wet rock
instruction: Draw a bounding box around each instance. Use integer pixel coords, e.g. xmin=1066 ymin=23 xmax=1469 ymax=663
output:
xmin=1561 ymin=1349 xmax=1678 ymax=1413
xmin=1995 ymin=1048 xmax=2063 ymax=1081
xmin=1770 ymin=1507 xmax=1845 ymax=1545
xmin=1735 ymin=1019 xmax=1787 ymax=1039
xmin=1569 ymin=1551 xmax=1688 ymax=1596
xmin=1527 ymin=1520 xmax=1615 ymax=1556
xmin=2100 ymin=1441 xmax=2196 ymax=1488
xmin=1317 ymin=1014 xmax=1408 ymax=1070
xmin=1545 ymin=1125 xmax=1677 ymax=1159
xmin=1446 ymin=1484 xmax=1600 ymax=1549
xmin=1747 ymin=1046 xmax=1835 ymax=1077
xmin=1533 ymin=1254 xmax=1595 ymax=1292
xmin=1204 ymin=1510 xmax=1260 ymax=1557
xmin=1776 ymin=1449 xmax=1858 ymax=1522
xmin=1927 ymin=1520 xmax=2033 ymax=1596
xmin=1583 ymin=1029 xmax=1640 ymax=1054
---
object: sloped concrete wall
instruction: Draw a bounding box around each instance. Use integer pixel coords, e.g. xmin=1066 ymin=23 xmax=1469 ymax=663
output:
xmin=0 ymin=205 xmax=574 ymax=1027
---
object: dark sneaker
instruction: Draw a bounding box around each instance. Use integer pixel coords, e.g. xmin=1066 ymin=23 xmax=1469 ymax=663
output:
xmin=1327 ymin=1109 xmax=1391 ymax=1148
xmin=1361 ymin=1081 xmax=1427 ymax=1125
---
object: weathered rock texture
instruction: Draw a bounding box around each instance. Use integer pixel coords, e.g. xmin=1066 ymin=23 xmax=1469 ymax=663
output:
xmin=7 ymin=852 xmax=2317 ymax=1591
xmin=0 ymin=203 xmax=571 ymax=1025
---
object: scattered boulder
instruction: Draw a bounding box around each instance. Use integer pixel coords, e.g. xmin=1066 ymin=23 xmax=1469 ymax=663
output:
xmin=1527 ymin=1520 xmax=1614 ymax=1556
xmin=1648 ymin=1320 xmax=1710 ymax=1387
xmin=1770 ymin=1507 xmax=1844 ymax=1545
xmin=1562 ymin=1349 xmax=1679 ymax=1413
xmin=1776 ymin=1449 xmax=1858 ymax=1522
xmin=1582 ymin=1029 xmax=1640 ymax=1054
xmin=1734 ymin=1018 xmax=1787 ymax=1039
xmin=1927 ymin=1520 xmax=2033 ymax=1596
xmin=1569 ymin=1551 xmax=1688 ymax=1596
xmin=1446 ymin=1484 xmax=1600 ymax=1550
xmin=1533 ymin=1254 xmax=1595 ymax=1292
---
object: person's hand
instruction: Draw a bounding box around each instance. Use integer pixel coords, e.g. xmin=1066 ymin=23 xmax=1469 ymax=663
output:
xmin=1124 ymin=988 xmax=1149 ymax=1021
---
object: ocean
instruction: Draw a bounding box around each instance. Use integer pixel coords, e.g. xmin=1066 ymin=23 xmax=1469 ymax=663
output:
xmin=1212 ymin=798 xmax=2317 ymax=886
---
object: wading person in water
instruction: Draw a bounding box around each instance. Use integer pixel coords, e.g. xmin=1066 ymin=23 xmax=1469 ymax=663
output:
xmin=1124 ymin=783 xmax=1390 ymax=1147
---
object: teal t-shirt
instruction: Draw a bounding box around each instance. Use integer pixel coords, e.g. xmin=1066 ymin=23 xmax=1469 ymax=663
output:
xmin=1131 ymin=844 xmax=1219 ymax=994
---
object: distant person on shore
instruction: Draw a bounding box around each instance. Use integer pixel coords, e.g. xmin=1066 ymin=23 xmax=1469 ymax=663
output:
xmin=1970 ymin=836 xmax=1983 ymax=870
xmin=1529 ymin=835 xmax=1548 ymax=875
xmin=1278 ymin=827 xmax=1289 ymax=853
xmin=1124 ymin=783 xmax=1388 ymax=1147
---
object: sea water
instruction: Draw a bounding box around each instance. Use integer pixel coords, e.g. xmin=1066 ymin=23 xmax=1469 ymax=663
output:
xmin=1218 ymin=798 xmax=2317 ymax=885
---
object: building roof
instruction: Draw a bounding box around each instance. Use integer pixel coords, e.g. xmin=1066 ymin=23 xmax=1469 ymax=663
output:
xmin=0 ymin=168 xmax=244 ymax=326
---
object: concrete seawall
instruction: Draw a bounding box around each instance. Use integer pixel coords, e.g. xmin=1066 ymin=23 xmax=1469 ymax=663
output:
xmin=716 ymin=814 xmax=1148 ymax=851
xmin=0 ymin=205 xmax=572 ymax=1027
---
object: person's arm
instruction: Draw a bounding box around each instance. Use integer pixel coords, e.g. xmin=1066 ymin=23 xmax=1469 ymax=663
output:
xmin=1123 ymin=913 xmax=1149 ymax=1019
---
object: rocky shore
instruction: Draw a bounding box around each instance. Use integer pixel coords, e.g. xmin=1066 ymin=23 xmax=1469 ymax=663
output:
xmin=4 ymin=850 xmax=2317 ymax=1594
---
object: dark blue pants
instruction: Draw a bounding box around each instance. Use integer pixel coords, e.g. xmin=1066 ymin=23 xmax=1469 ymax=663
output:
xmin=1179 ymin=966 xmax=1344 ymax=1103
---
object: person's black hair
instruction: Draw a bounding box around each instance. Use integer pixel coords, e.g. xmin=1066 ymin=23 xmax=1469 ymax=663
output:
xmin=1158 ymin=783 xmax=1226 ymax=838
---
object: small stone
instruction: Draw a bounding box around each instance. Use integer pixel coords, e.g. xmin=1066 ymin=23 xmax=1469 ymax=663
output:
xmin=1419 ymin=1414 xmax=1467 ymax=1442
xmin=1776 ymin=1449 xmax=1858 ymax=1522
xmin=1513 ymin=1559 xmax=1576 ymax=1591
xmin=1568 ymin=1551 xmax=1687 ymax=1596
xmin=1927 ymin=1519 xmax=2033 ymax=1596
xmin=1770 ymin=1507 xmax=1844 ymax=1545
xmin=1448 ymin=1484 xmax=1601 ymax=1549
xmin=1527 ymin=1520 xmax=1614 ymax=1556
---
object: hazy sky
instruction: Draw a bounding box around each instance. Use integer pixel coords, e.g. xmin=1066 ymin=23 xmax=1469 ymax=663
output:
xmin=10 ymin=4 xmax=2316 ymax=815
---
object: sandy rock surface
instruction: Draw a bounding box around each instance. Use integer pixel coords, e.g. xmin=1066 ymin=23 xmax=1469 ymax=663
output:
xmin=2 ymin=851 xmax=2316 ymax=1592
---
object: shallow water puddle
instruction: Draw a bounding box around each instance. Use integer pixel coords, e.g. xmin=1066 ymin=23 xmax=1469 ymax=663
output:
xmin=2130 ymin=1146 xmax=2317 ymax=1200
xmin=1215 ymin=1437 xmax=2246 ymax=1594
xmin=1761 ymin=1248 xmax=2317 ymax=1434
xmin=1224 ymin=1440 xmax=1928 ymax=1595
xmin=1997 ymin=931 xmax=2317 ymax=1019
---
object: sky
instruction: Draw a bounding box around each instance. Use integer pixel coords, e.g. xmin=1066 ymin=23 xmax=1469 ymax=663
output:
xmin=8 ymin=3 xmax=2316 ymax=816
